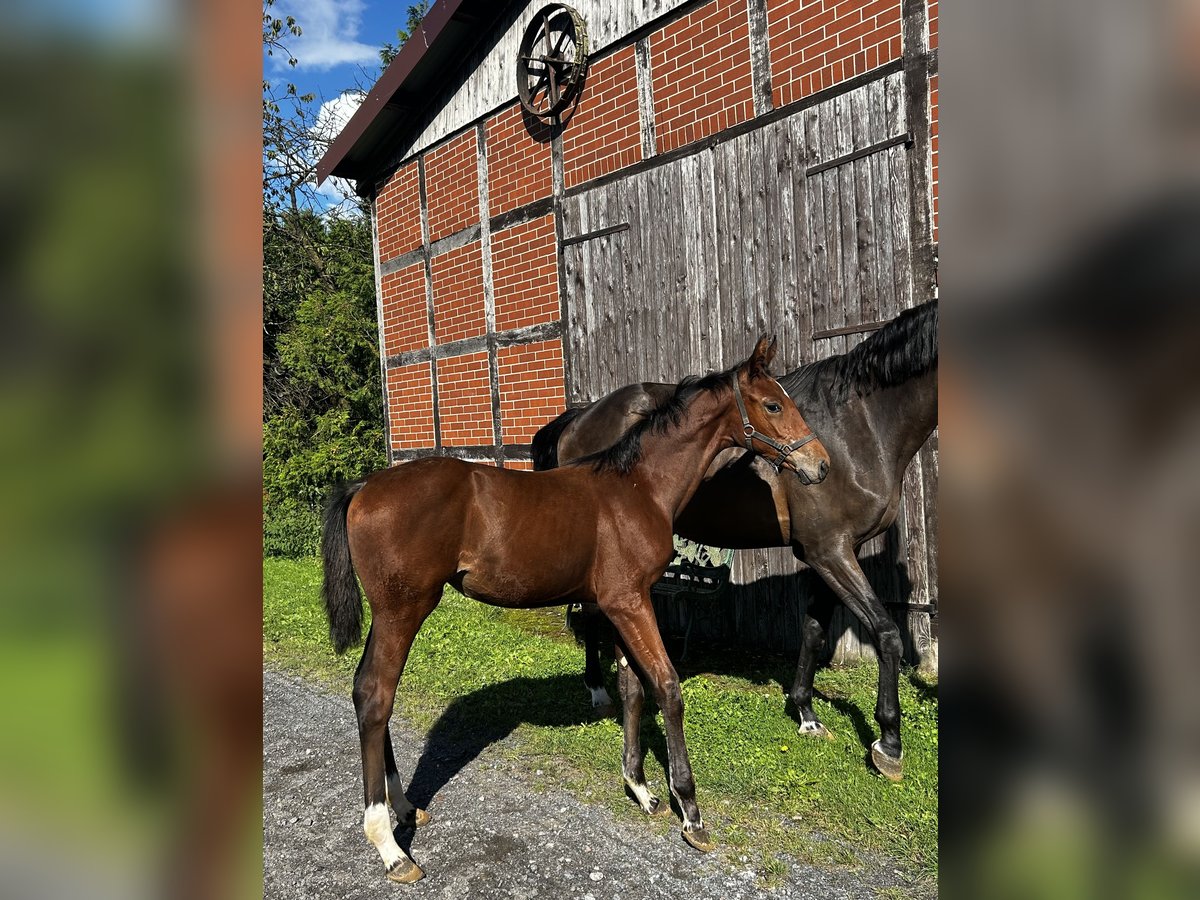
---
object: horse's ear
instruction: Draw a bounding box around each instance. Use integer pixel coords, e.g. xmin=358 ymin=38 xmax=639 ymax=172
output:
xmin=747 ymin=334 xmax=777 ymax=378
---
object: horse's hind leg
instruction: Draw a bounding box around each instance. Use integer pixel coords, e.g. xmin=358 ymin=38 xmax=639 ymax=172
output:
xmin=807 ymin=542 xmax=905 ymax=781
xmin=614 ymin=636 xmax=668 ymax=816
xmin=353 ymin=589 xmax=441 ymax=883
xmin=789 ymin=586 xmax=838 ymax=740
xmin=583 ymin=609 xmax=614 ymax=713
xmin=384 ymin=729 xmax=430 ymax=829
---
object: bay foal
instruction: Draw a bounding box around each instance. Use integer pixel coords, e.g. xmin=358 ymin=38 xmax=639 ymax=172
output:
xmin=321 ymin=337 xmax=829 ymax=883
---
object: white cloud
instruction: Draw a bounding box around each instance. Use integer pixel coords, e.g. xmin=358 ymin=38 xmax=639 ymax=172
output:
xmin=269 ymin=0 xmax=380 ymax=72
xmin=313 ymin=92 xmax=366 ymax=216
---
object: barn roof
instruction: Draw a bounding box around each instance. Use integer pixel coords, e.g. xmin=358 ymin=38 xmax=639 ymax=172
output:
xmin=315 ymin=0 xmax=507 ymax=189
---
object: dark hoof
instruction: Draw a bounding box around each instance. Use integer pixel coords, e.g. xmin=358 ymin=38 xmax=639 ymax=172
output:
xmin=398 ymin=807 xmax=432 ymax=830
xmin=798 ymin=720 xmax=836 ymax=741
xmin=870 ymin=741 xmax=903 ymax=782
xmin=648 ymin=796 xmax=672 ymax=817
xmin=386 ymin=858 xmax=425 ymax=884
xmin=682 ymin=827 xmax=716 ymax=852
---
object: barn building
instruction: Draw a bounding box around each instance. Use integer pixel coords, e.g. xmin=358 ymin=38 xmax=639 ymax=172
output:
xmin=317 ymin=0 xmax=938 ymax=664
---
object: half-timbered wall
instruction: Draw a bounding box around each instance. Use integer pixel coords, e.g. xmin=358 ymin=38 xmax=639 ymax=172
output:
xmin=369 ymin=0 xmax=938 ymax=662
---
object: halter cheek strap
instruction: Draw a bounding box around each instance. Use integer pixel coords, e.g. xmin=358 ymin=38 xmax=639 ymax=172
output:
xmin=731 ymin=375 xmax=818 ymax=472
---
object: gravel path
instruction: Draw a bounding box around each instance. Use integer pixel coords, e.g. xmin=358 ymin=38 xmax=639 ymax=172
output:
xmin=263 ymin=668 xmax=917 ymax=899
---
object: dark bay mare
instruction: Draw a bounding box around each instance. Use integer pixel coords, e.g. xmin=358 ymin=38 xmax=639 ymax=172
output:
xmin=321 ymin=338 xmax=830 ymax=883
xmin=533 ymin=301 xmax=937 ymax=781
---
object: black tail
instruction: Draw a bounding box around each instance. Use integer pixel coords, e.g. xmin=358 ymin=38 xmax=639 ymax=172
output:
xmin=322 ymin=481 xmax=365 ymax=654
xmin=531 ymin=406 xmax=584 ymax=470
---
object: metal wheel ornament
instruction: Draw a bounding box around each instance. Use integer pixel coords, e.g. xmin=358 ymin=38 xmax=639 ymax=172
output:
xmin=516 ymin=4 xmax=589 ymax=119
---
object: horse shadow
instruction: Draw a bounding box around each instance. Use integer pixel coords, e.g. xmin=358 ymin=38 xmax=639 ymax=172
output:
xmin=397 ymin=551 xmax=930 ymax=824
xmin=401 ymin=674 xmax=603 ymax=814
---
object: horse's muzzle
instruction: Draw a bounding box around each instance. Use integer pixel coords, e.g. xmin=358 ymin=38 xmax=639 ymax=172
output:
xmin=790 ymin=454 xmax=828 ymax=485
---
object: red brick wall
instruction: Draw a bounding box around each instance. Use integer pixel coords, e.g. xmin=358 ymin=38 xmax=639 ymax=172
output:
xmin=497 ymin=340 xmax=565 ymax=444
xmin=375 ymin=0 xmax=938 ymax=460
xmin=386 ymin=363 xmax=435 ymax=450
xmin=435 ymin=352 xmax=494 ymax=446
xmin=491 ymin=215 xmax=559 ymax=332
xmin=430 ymin=241 xmax=486 ymax=344
xmin=767 ymin=0 xmax=902 ymax=107
xmin=651 ymin=0 xmax=754 ymax=154
xmin=486 ymin=104 xmax=553 ymax=216
xmin=425 ymin=130 xmax=480 ymax=242
xmin=380 ymin=264 xmax=428 ymax=358
xmin=376 ymin=161 xmax=422 ymax=262
xmin=562 ymin=46 xmax=642 ymax=190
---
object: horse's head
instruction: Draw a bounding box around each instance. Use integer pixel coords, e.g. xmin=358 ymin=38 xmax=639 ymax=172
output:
xmin=733 ymin=336 xmax=830 ymax=484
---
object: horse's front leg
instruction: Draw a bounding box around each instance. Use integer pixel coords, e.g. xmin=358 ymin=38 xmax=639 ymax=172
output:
xmin=807 ymin=540 xmax=906 ymax=781
xmin=614 ymin=634 xmax=670 ymax=816
xmin=603 ymin=594 xmax=714 ymax=851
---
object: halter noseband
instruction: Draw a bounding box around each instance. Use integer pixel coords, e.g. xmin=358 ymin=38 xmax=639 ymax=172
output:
xmin=731 ymin=375 xmax=818 ymax=472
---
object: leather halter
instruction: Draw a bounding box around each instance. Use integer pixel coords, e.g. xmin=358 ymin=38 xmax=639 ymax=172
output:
xmin=731 ymin=375 xmax=819 ymax=472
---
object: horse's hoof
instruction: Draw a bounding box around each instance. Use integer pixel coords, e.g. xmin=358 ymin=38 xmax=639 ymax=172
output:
xmin=385 ymin=858 xmax=425 ymax=884
xmin=798 ymin=720 xmax=836 ymax=741
xmin=870 ymin=741 xmax=903 ymax=782
xmin=398 ymin=807 xmax=432 ymax=830
xmin=682 ymin=827 xmax=716 ymax=852
xmin=648 ymin=797 xmax=672 ymax=817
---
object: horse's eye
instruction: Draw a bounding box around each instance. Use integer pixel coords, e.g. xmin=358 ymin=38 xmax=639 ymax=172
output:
xmin=765 ymin=401 xmax=782 ymax=414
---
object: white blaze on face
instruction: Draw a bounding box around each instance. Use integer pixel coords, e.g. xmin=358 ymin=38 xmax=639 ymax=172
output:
xmin=363 ymin=803 xmax=408 ymax=869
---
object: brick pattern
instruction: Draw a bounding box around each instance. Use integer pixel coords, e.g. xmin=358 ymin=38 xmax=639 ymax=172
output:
xmin=492 ymin=215 xmax=559 ymax=332
xmin=376 ymin=161 xmax=422 ymax=261
xmin=435 ymin=352 xmax=494 ymax=446
xmin=767 ymin=0 xmax=902 ymax=108
xmin=425 ymin=130 xmax=480 ymax=242
xmin=562 ymin=46 xmax=642 ymax=190
xmin=430 ymin=241 xmax=486 ymax=344
xmin=505 ymin=459 xmax=534 ymax=471
xmin=651 ymin=0 xmax=755 ymax=155
xmin=486 ymin=104 xmax=553 ymax=216
xmin=380 ymin=264 xmax=428 ymax=358
xmin=386 ymin=363 xmax=435 ymax=450
xmin=497 ymin=340 xmax=566 ymax=444
xmin=928 ymin=0 xmax=938 ymax=242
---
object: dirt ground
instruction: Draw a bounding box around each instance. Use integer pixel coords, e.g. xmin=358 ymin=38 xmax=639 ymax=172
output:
xmin=263 ymin=669 xmax=919 ymax=899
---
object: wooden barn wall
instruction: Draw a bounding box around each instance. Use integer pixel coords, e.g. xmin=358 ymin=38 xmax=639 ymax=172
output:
xmin=560 ymin=70 xmax=936 ymax=664
xmin=386 ymin=0 xmax=694 ymax=167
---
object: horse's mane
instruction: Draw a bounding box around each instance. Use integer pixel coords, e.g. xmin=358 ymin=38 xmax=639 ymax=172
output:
xmin=782 ymin=300 xmax=938 ymax=401
xmin=573 ymin=369 xmax=734 ymax=475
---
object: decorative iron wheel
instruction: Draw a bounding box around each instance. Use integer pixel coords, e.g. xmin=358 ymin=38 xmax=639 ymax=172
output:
xmin=516 ymin=4 xmax=589 ymax=119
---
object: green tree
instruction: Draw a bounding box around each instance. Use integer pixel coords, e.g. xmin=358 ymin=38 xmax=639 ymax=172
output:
xmin=262 ymin=210 xmax=385 ymax=556
xmin=380 ymin=2 xmax=431 ymax=69
xmin=262 ymin=2 xmax=386 ymax=555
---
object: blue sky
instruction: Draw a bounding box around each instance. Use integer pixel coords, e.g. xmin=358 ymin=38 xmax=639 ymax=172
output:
xmin=265 ymin=0 xmax=417 ymax=107
xmin=266 ymin=0 xmax=425 ymax=206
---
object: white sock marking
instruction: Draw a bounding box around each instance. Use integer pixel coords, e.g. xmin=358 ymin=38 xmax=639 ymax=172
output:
xmin=623 ymin=773 xmax=658 ymax=813
xmin=363 ymin=803 xmax=408 ymax=869
xmin=589 ymin=686 xmax=613 ymax=708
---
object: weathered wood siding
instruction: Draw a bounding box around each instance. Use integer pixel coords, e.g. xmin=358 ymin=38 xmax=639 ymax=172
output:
xmin=560 ymin=70 xmax=936 ymax=663
xmin=388 ymin=0 xmax=694 ymax=166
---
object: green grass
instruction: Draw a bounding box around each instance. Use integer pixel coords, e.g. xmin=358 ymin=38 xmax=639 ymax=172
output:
xmin=264 ymin=557 xmax=937 ymax=890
